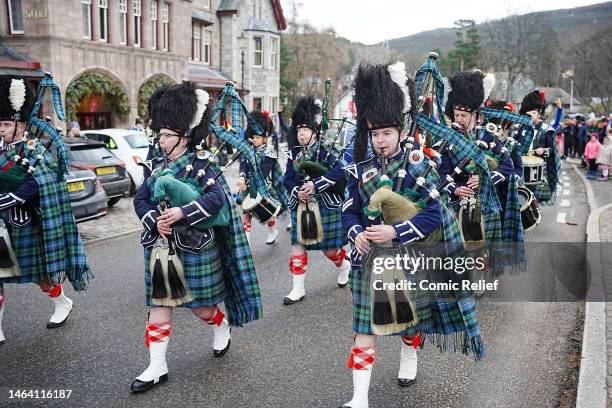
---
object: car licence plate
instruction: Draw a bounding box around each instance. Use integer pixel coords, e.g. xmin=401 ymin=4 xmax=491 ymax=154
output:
xmin=67 ymin=181 xmax=85 ymax=192
xmin=96 ymin=166 xmax=116 ymax=176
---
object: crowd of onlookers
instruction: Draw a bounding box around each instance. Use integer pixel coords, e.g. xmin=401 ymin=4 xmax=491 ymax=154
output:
xmin=557 ymin=114 xmax=612 ymax=181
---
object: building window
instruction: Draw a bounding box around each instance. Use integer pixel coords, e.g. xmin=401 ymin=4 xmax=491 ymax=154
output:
xmin=203 ymin=30 xmax=211 ymax=65
xmin=253 ymin=97 xmax=262 ymax=111
xmin=8 ymin=0 xmax=24 ymax=34
xmin=151 ymin=0 xmax=157 ymax=49
xmin=203 ymin=0 xmax=211 ymax=8
xmin=119 ymin=0 xmax=127 ymax=45
xmin=162 ymin=2 xmax=169 ymax=51
xmin=98 ymin=0 xmax=108 ymax=42
xmin=270 ymin=37 xmax=278 ymax=69
xmin=270 ymin=97 xmax=278 ymax=116
xmin=134 ymin=0 xmax=142 ymax=47
xmin=192 ymin=24 xmax=201 ymax=61
xmin=253 ymin=36 xmax=263 ymax=68
xmin=252 ymin=0 xmax=261 ymax=18
xmin=82 ymin=0 xmax=92 ymax=39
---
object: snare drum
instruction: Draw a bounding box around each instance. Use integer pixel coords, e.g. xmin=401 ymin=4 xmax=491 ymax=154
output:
xmin=241 ymin=194 xmax=282 ymax=224
xmin=521 ymin=155 xmax=545 ymax=185
xmin=517 ymin=186 xmax=541 ymax=231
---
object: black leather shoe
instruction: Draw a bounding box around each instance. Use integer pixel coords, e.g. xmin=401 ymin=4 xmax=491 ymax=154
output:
xmin=398 ymin=378 xmax=416 ymax=387
xmin=213 ymin=339 xmax=231 ymax=358
xmin=0 ymin=340 xmax=5 ymax=346
xmin=130 ymin=374 xmax=168 ymax=393
xmin=283 ymin=295 xmax=305 ymax=305
xmin=338 ymin=282 xmax=348 ymax=288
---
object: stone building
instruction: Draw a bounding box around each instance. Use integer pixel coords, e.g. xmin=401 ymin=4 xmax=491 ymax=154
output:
xmin=0 ymin=0 xmax=285 ymax=129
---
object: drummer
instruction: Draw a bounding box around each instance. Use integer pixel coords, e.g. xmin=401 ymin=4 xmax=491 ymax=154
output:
xmin=519 ymin=90 xmax=561 ymax=205
xmin=237 ymin=110 xmax=288 ymax=244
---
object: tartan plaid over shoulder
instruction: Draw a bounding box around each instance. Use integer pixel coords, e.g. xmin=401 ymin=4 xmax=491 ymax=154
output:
xmin=416 ymin=113 xmax=501 ymax=213
xmin=0 ymin=150 xmax=92 ymax=290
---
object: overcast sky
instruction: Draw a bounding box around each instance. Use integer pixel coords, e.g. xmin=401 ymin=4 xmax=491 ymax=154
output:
xmin=279 ymin=0 xmax=607 ymax=44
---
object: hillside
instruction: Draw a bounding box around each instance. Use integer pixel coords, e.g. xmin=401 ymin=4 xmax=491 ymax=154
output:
xmin=385 ymin=1 xmax=612 ymax=55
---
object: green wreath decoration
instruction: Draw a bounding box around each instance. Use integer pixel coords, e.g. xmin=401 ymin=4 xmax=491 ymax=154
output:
xmin=138 ymin=76 xmax=173 ymax=120
xmin=65 ymin=71 xmax=130 ymax=121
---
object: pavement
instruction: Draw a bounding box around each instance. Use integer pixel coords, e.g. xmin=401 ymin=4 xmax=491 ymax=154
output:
xmin=570 ymin=158 xmax=612 ymax=408
xmin=1 ymin=157 xmax=591 ymax=407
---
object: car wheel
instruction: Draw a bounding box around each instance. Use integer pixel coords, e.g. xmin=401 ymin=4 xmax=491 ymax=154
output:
xmin=108 ymin=197 xmax=121 ymax=207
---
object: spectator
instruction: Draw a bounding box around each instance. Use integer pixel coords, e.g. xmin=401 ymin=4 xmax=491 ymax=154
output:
xmin=68 ymin=121 xmax=81 ymax=138
xmin=584 ymin=132 xmax=602 ymax=179
xmin=131 ymin=118 xmax=144 ymax=131
xmin=597 ymin=131 xmax=612 ymax=181
xmin=577 ymin=117 xmax=588 ymax=167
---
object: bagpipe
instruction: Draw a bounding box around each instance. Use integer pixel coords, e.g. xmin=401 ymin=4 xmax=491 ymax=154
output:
xmin=0 ymin=73 xmax=67 ymax=279
xmin=148 ymin=82 xmax=272 ymax=307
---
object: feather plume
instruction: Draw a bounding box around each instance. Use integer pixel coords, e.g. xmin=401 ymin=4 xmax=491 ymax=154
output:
xmin=482 ymin=73 xmax=496 ymax=103
xmin=189 ymin=89 xmax=210 ymax=130
xmin=387 ymin=61 xmax=411 ymax=113
xmin=9 ymin=79 xmax=26 ymax=113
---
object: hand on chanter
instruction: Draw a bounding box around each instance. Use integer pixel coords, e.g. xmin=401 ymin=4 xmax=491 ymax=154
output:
xmin=354 ymin=232 xmax=371 ymax=255
xmin=156 ymin=219 xmax=172 ymax=238
xmin=364 ymin=224 xmax=397 ymax=244
xmin=160 ymin=207 xmax=185 ymax=226
xmin=454 ymin=186 xmax=474 ymax=198
xmin=466 ymin=175 xmax=479 ymax=189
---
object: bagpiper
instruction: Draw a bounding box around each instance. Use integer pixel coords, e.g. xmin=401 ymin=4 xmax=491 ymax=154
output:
xmin=282 ymin=96 xmax=350 ymax=305
xmin=131 ymin=81 xmax=262 ymax=393
xmin=238 ymin=110 xmax=288 ymax=245
xmin=341 ymin=62 xmax=484 ymax=408
xmin=0 ymin=75 xmax=92 ymax=344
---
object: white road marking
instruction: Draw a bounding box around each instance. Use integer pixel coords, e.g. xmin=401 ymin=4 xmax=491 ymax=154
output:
xmin=563 ymin=175 xmax=570 ymax=181
xmin=564 ymin=182 xmax=571 ymax=187
xmin=563 ymin=190 xmax=570 ymax=196
xmin=561 ymin=199 xmax=570 ymax=207
xmin=557 ymin=212 xmax=567 ymax=223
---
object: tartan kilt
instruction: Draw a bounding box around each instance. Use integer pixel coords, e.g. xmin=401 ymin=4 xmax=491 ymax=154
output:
xmin=0 ymin=216 xmax=46 ymax=285
xmin=144 ymin=240 xmax=226 ymax=308
xmin=531 ymin=173 xmax=552 ymax=203
xmin=349 ymin=247 xmax=484 ymax=358
xmin=290 ymin=200 xmax=347 ymax=250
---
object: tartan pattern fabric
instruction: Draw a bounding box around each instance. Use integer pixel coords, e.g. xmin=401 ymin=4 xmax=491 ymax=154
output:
xmin=208 ymin=83 xmax=270 ymax=200
xmin=215 ymin=171 xmax=263 ymax=326
xmin=502 ymin=173 xmax=527 ymax=273
xmin=290 ymin=203 xmax=347 ymax=250
xmin=0 ymin=150 xmax=92 ymax=291
xmin=270 ymin=158 xmax=289 ymax=211
xmin=480 ymin=108 xmax=532 ymax=127
xmin=516 ymin=125 xmax=536 ymax=157
xmin=0 ymin=214 xmax=45 ymax=284
xmin=144 ymin=243 xmax=226 ymax=308
xmin=416 ymin=113 xmax=501 ymax=213
xmin=349 ymin=242 xmax=484 ymax=359
xmin=414 ymin=57 xmax=446 ymax=125
xmin=145 ymin=322 xmax=172 ymax=348
xmin=483 ymin=211 xmax=502 ymax=242
xmin=533 ymin=172 xmax=552 ymax=202
xmin=347 ymin=345 xmax=376 ymax=370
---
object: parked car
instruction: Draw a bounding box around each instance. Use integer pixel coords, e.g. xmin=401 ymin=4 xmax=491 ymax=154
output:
xmin=65 ymin=167 xmax=108 ymax=222
xmin=81 ymin=129 xmax=150 ymax=193
xmin=64 ymin=137 xmax=131 ymax=206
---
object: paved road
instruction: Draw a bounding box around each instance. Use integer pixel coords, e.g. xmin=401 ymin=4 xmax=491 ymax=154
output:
xmin=0 ymin=163 xmax=587 ymax=407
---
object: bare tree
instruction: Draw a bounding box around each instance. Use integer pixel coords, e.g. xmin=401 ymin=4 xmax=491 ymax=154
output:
xmin=483 ymin=13 xmax=557 ymax=100
xmin=567 ymin=26 xmax=612 ymax=113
